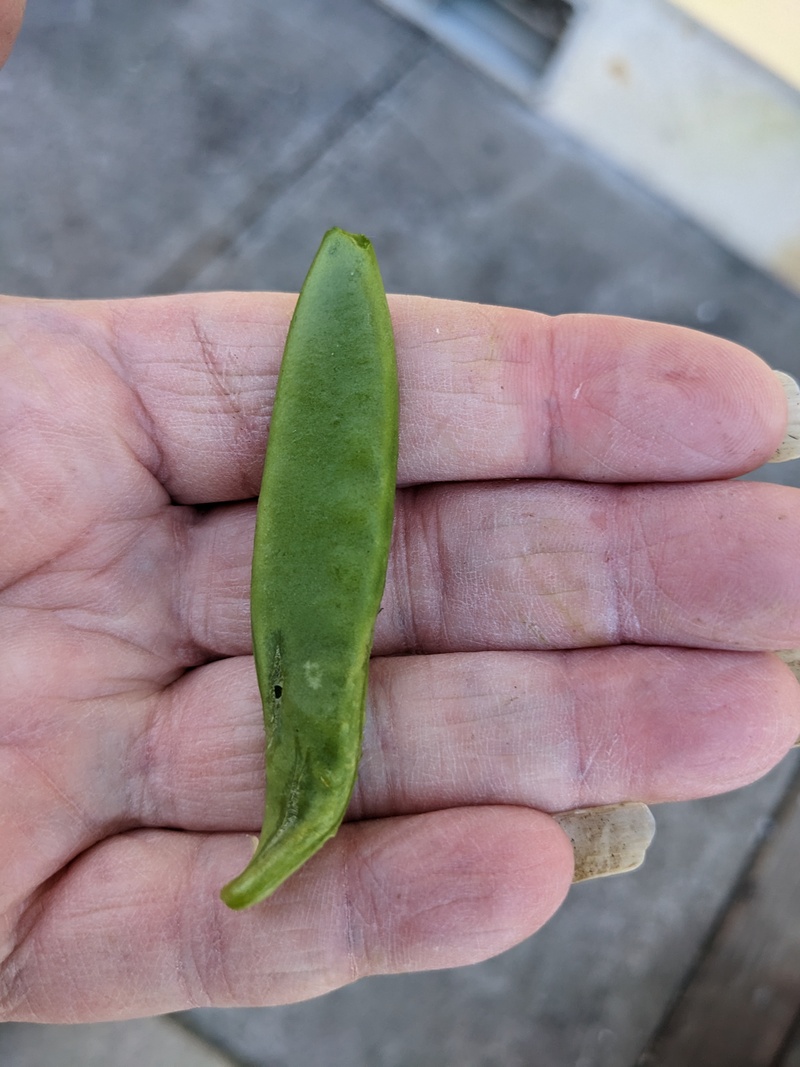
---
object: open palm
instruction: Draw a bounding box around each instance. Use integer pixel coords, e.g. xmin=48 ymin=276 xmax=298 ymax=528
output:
xmin=1 ymin=292 xmax=798 ymax=1022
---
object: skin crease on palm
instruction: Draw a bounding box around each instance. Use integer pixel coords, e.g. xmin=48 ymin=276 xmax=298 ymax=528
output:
xmin=1 ymin=289 xmax=800 ymax=1024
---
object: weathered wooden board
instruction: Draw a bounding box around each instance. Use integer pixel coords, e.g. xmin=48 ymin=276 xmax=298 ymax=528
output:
xmin=638 ymin=768 xmax=800 ymax=1067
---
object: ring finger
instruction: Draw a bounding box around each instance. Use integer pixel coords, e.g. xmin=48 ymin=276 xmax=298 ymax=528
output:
xmin=134 ymin=644 xmax=800 ymax=831
xmin=184 ymin=478 xmax=800 ymax=660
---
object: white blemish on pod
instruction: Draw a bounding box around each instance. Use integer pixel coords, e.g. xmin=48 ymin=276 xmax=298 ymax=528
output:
xmin=303 ymin=661 xmax=323 ymax=689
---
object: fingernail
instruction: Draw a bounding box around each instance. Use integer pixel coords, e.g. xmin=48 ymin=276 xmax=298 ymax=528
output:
xmin=769 ymin=372 xmax=800 ymax=462
xmin=773 ymin=652 xmax=800 ymax=747
xmin=776 ymin=649 xmax=800 ymax=681
xmin=554 ymin=802 xmax=656 ymax=882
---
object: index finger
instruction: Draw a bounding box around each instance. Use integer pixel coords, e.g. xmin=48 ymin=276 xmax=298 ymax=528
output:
xmin=14 ymin=292 xmax=789 ymax=503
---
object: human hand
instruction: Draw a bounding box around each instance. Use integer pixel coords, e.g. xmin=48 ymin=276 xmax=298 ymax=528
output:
xmin=0 ymin=0 xmax=24 ymax=68
xmin=1 ymin=292 xmax=798 ymax=1022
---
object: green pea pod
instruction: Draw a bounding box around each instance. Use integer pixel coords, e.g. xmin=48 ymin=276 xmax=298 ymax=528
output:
xmin=220 ymin=228 xmax=398 ymax=910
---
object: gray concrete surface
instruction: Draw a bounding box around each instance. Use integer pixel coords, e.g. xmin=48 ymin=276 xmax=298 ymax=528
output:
xmin=2 ymin=1 xmax=800 ymax=1065
xmin=0 ymin=1018 xmax=239 ymax=1067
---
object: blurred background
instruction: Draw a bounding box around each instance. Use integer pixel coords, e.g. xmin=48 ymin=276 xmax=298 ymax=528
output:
xmin=2 ymin=0 xmax=800 ymax=1064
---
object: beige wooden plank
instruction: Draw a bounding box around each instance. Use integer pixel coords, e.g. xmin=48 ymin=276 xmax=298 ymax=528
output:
xmin=637 ymin=770 xmax=800 ymax=1067
xmin=666 ymin=0 xmax=800 ymax=93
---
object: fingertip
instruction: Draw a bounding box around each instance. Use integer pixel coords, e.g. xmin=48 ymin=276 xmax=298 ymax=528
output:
xmin=643 ymin=650 xmax=800 ymax=802
xmin=347 ymin=806 xmax=574 ymax=977
xmin=729 ymin=651 xmax=800 ymax=776
xmin=548 ymin=316 xmax=789 ymax=480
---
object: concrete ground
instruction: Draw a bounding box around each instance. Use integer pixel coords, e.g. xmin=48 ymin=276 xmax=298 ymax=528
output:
xmin=2 ymin=1 xmax=800 ymax=1065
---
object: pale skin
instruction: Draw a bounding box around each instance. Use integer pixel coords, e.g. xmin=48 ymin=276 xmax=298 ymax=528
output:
xmin=0 ymin=0 xmax=23 ymax=68
xmin=2 ymin=291 xmax=800 ymax=1023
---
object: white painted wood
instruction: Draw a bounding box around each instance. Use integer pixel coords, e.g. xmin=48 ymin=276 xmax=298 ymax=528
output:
xmin=667 ymin=0 xmax=800 ymax=93
xmin=541 ymin=0 xmax=800 ymax=294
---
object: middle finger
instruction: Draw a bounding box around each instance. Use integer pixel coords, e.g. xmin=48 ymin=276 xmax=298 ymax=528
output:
xmin=184 ymin=478 xmax=800 ymax=657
